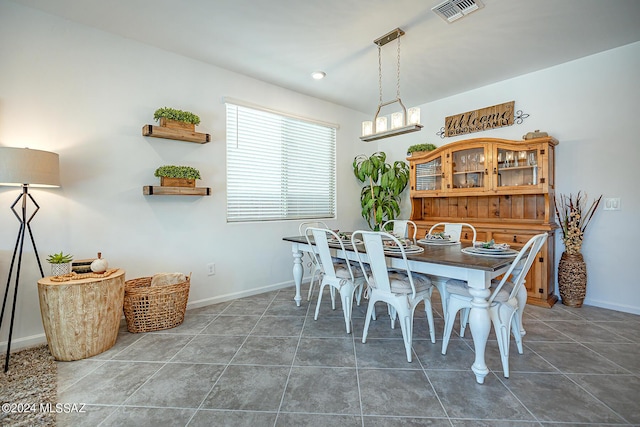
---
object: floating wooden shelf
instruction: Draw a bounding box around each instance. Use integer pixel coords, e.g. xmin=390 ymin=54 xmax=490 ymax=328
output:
xmin=142 ymin=124 xmax=210 ymax=144
xmin=143 ymin=186 xmax=211 ymax=196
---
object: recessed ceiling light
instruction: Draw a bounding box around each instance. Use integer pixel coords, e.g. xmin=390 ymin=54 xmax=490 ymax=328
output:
xmin=311 ymin=71 xmax=326 ymax=80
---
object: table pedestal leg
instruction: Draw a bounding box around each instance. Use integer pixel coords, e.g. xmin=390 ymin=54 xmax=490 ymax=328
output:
xmin=468 ymin=286 xmax=491 ymax=384
xmin=292 ymin=248 xmax=303 ymax=307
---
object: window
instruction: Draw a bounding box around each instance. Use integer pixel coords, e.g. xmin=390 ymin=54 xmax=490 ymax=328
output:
xmin=226 ymin=101 xmax=337 ymax=222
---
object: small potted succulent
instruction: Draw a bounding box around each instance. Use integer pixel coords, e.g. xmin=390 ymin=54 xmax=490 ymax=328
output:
xmin=154 ymin=107 xmax=201 ymax=131
xmin=407 ymin=143 xmax=438 ymax=156
xmin=154 ymin=165 xmax=202 ymax=188
xmin=47 ymin=251 xmax=73 ymax=276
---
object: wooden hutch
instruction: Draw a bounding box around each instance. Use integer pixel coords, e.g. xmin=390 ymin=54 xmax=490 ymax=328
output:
xmin=407 ymin=136 xmax=559 ymax=307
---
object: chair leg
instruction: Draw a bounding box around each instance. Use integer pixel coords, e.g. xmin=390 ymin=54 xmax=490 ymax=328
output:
xmin=397 ymin=305 xmax=413 ymax=362
xmin=389 ymin=305 xmax=396 ymax=329
xmin=516 ymin=284 xmax=527 ymax=337
xmin=314 ymin=282 xmax=326 ymax=321
xmin=307 ymin=267 xmax=319 ymax=301
xmin=432 ymin=277 xmax=449 ymax=320
xmin=362 ymin=299 xmax=376 ymax=344
xmin=355 ymin=283 xmax=363 ymax=306
xmin=492 ymin=306 xmax=515 ymax=378
xmin=423 ymin=297 xmax=436 ymax=344
xmin=330 ymin=286 xmax=336 ymax=310
xmin=460 ymin=307 xmax=470 ymax=337
xmin=442 ymin=296 xmax=466 ymax=355
xmin=340 ymin=286 xmax=355 ymax=334
xmin=511 ymin=310 xmax=524 ymax=354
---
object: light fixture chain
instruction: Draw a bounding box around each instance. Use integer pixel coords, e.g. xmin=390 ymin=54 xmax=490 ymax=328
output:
xmin=396 ymin=31 xmax=401 ymax=99
xmin=378 ymin=45 xmax=383 ymax=103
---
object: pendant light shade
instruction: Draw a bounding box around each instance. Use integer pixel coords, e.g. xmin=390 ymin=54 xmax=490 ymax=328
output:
xmin=360 ymin=28 xmax=423 ymax=142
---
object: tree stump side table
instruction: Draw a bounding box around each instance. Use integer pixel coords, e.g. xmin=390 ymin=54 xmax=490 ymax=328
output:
xmin=37 ymin=269 xmax=126 ymax=361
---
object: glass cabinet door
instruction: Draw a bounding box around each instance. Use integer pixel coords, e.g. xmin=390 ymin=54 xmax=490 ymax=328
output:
xmin=415 ymin=156 xmax=442 ymax=191
xmin=495 ymin=147 xmax=539 ymax=188
xmin=451 ymin=147 xmax=486 ymax=189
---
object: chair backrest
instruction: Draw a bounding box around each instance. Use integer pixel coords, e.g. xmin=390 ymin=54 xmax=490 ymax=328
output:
xmin=489 ymin=233 xmax=548 ymax=304
xmin=428 ymin=222 xmax=477 ymax=244
xmin=299 ymin=221 xmax=329 ymax=235
xmin=381 ymin=220 xmax=417 ymax=241
xmin=305 ymin=227 xmax=355 ymax=282
xmin=351 ymin=230 xmax=417 ymax=299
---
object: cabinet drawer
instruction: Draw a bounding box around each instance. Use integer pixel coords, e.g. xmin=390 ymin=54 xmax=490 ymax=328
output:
xmin=463 ymin=231 xmax=487 ymax=242
xmin=492 ymin=232 xmax=535 ymax=246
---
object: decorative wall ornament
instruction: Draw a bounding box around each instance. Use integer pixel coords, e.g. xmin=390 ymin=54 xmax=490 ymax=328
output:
xmin=436 ymin=102 xmax=530 ymax=138
xmin=514 ymin=110 xmax=530 ymax=124
xmin=445 ymin=101 xmax=514 ymax=137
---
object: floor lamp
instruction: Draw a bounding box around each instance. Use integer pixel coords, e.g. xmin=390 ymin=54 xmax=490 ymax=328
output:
xmin=0 ymin=147 xmax=60 ymax=372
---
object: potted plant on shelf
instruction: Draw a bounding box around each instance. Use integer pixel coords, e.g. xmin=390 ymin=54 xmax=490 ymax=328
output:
xmin=153 ymin=107 xmax=201 ymax=132
xmin=554 ymin=191 xmax=602 ymax=307
xmin=353 ymin=152 xmax=409 ymax=231
xmin=47 ymin=251 xmax=73 ymax=276
xmin=154 ymin=165 xmax=202 ymax=188
xmin=407 ymin=143 xmax=437 ymax=156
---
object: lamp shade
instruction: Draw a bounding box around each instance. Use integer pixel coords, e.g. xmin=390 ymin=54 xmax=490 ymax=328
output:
xmin=0 ymin=147 xmax=60 ymax=187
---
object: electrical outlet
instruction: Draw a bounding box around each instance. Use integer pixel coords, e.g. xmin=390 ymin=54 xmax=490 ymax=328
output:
xmin=603 ymin=198 xmax=621 ymax=211
xmin=207 ymin=263 xmax=215 ymax=276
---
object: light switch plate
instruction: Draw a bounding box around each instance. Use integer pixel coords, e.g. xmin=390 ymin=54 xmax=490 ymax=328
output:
xmin=603 ymin=198 xmax=620 ymax=211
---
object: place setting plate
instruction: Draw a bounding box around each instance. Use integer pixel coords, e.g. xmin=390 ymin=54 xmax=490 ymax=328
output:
xmin=383 ymin=245 xmax=424 ymax=255
xmin=462 ymin=241 xmax=518 ymax=257
xmin=417 ymin=238 xmax=460 ymax=246
xmin=328 ymin=237 xmax=362 ymax=245
xmin=417 ymin=233 xmax=459 ymax=246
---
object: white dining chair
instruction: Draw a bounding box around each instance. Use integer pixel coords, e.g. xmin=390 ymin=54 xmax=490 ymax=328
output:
xmin=441 ymin=233 xmax=548 ymax=378
xmin=381 ymin=219 xmax=417 ymax=243
xmin=298 ymin=221 xmax=329 ymax=301
xmin=351 ymin=230 xmax=436 ymax=362
xmin=426 ymin=222 xmax=477 ymax=321
xmin=305 ymin=227 xmax=365 ymax=334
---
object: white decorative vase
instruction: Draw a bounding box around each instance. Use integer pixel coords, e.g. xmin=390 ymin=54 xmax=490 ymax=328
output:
xmin=50 ymin=262 xmax=72 ymax=277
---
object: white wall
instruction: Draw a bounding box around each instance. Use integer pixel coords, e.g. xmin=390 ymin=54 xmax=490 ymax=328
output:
xmin=382 ymin=41 xmax=640 ymax=314
xmin=0 ymin=2 xmax=370 ymax=350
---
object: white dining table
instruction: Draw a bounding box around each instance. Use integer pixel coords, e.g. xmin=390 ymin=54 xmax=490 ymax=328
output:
xmin=283 ymin=235 xmax=515 ymax=384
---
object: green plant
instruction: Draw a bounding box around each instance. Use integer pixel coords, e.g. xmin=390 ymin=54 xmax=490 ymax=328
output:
xmin=153 ymin=107 xmax=201 ymax=125
xmin=353 ymin=152 xmax=410 ymax=231
xmin=46 ymin=251 xmax=73 ymax=264
xmin=407 ymin=143 xmax=437 ymax=154
xmin=154 ymin=165 xmax=201 ymax=180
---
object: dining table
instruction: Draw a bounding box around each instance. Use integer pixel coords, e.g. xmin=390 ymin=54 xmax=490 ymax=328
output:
xmin=282 ymin=234 xmax=516 ymax=384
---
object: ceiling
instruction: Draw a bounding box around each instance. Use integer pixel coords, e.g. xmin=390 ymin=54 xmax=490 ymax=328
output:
xmin=10 ymin=0 xmax=640 ymax=114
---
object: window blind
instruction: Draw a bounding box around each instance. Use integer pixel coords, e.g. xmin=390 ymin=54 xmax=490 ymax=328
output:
xmin=226 ymin=102 xmax=336 ymax=222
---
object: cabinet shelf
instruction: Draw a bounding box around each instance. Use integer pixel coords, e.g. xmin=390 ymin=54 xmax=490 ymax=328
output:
xmin=453 ymin=169 xmax=485 ymax=175
xmin=142 ymin=125 xmax=211 ymax=144
xmin=498 ymin=165 xmax=536 ymax=171
xmin=143 ymin=186 xmax=211 ymax=196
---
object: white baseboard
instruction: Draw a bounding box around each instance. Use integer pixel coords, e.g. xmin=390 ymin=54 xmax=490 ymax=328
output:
xmin=0 ymin=333 xmax=47 ymax=353
xmin=582 ymin=298 xmax=640 ymax=315
xmin=186 ymin=280 xmax=297 ymax=310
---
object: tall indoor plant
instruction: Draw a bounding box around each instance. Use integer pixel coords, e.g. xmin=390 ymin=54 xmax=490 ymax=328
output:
xmin=353 ymin=152 xmax=410 ymax=230
xmin=554 ymin=191 xmax=602 ymax=307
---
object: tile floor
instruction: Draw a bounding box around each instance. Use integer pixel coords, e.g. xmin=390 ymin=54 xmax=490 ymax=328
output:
xmin=57 ymin=284 xmax=640 ymax=426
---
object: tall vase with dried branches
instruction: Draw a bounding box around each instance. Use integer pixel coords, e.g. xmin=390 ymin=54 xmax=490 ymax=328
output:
xmin=554 ymin=192 xmax=602 ymax=307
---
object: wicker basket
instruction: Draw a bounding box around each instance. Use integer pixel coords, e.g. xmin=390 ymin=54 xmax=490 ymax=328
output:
xmin=123 ymin=276 xmax=190 ymax=333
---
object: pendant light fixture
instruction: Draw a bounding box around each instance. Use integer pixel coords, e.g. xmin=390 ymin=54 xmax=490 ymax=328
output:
xmin=361 ymin=28 xmax=423 ymax=142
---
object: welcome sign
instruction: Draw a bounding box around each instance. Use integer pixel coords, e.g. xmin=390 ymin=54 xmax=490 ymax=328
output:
xmin=445 ymin=101 xmax=515 ymax=137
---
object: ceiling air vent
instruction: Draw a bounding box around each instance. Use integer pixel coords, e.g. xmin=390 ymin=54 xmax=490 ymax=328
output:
xmin=432 ymin=0 xmax=484 ymax=23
